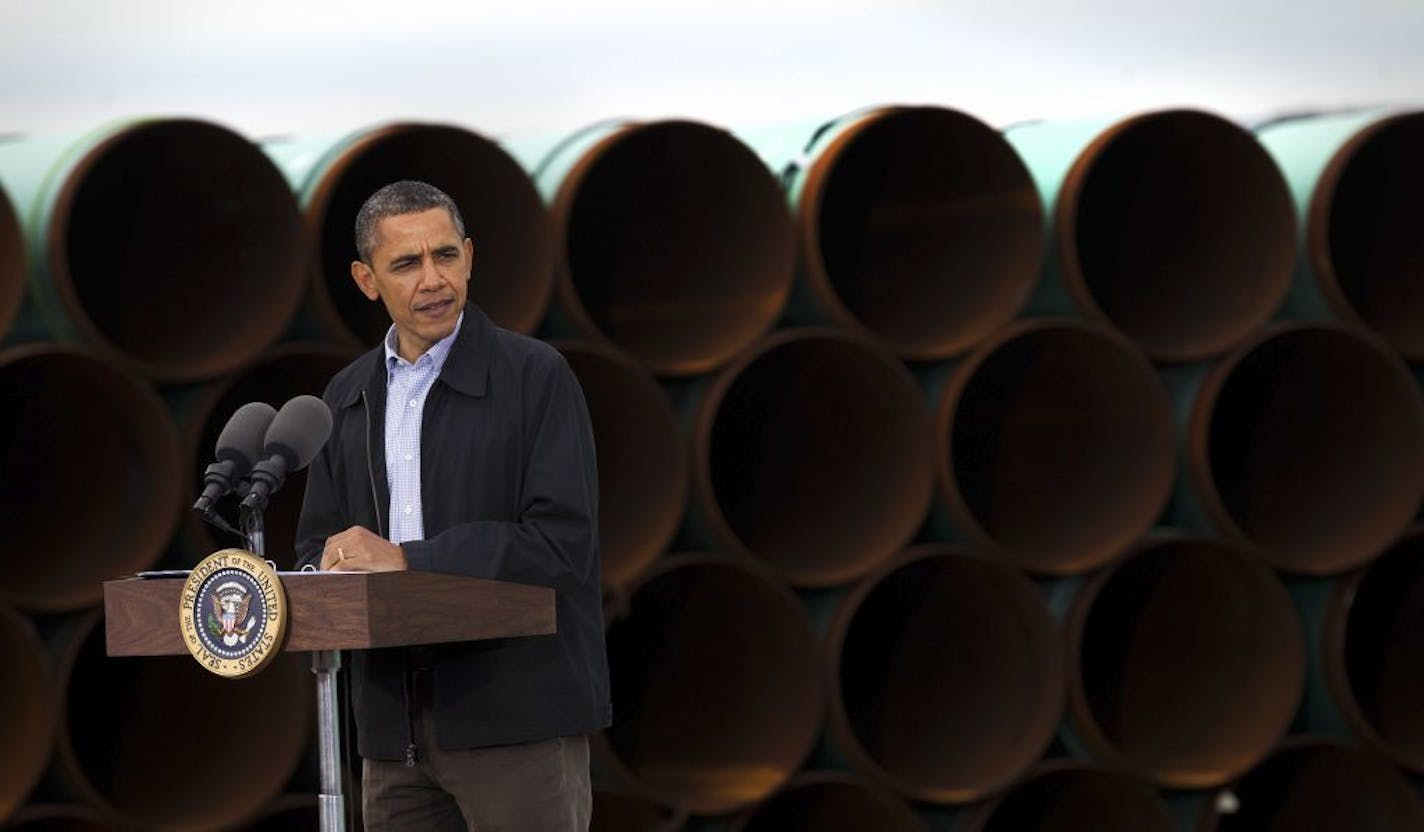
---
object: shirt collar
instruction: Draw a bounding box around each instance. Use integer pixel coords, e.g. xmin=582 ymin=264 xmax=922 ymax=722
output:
xmin=383 ymin=312 xmax=464 ymax=374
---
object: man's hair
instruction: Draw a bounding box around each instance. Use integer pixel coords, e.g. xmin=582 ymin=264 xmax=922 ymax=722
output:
xmin=353 ymin=180 xmax=467 ymax=263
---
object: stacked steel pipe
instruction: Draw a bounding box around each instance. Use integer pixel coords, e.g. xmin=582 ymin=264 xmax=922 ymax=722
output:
xmin=1 ymin=105 xmax=1422 ymax=831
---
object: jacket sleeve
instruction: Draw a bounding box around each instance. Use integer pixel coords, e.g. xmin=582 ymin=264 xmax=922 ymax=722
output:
xmin=400 ymin=352 xmax=600 ymax=594
xmin=293 ymin=389 xmax=350 ymax=571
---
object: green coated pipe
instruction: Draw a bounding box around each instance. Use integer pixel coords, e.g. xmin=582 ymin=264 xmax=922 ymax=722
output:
xmin=1054 ymin=535 xmax=1304 ymax=790
xmin=265 ymin=123 xmax=555 ymax=345
xmin=1256 ymin=110 xmax=1424 ymax=361
xmin=1293 ymin=524 xmax=1424 ymax=775
xmin=0 ymin=119 xmax=307 ymax=382
xmin=927 ymin=318 xmax=1175 ymax=574
xmin=0 ymin=182 xmax=23 ymax=343
xmin=739 ymin=106 xmax=1044 ymax=362
xmin=1176 ymin=322 xmax=1424 ymax=574
xmin=505 ymin=119 xmax=795 ymax=377
xmin=1005 ymin=110 xmax=1296 ymax=363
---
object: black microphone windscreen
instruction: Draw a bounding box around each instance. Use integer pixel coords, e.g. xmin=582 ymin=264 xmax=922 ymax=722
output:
xmin=215 ymin=402 xmax=278 ymax=474
xmin=264 ymin=395 xmax=334 ymax=470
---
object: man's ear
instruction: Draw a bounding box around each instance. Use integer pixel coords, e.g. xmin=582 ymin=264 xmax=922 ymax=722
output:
xmin=351 ymin=260 xmax=380 ymax=300
xmin=463 ymin=237 xmax=474 ymax=281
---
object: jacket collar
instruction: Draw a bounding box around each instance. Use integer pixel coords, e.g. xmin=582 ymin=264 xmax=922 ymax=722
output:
xmin=331 ymin=301 xmax=494 ymax=408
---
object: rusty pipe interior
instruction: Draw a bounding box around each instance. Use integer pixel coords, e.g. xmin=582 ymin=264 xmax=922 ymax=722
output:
xmin=1310 ymin=112 xmax=1424 ymax=360
xmin=49 ymin=120 xmax=307 ymax=381
xmin=694 ymin=330 xmax=933 ymax=587
xmin=827 ymin=546 xmax=1063 ymax=802
xmin=935 ymin=320 xmax=1175 ymax=574
xmin=1192 ymin=323 xmax=1424 ymax=574
xmin=728 ymin=772 xmax=926 ymax=832
xmin=0 ymin=603 xmax=53 ymax=823
xmin=798 ymin=107 xmax=1044 ymax=361
xmin=552 ymin=121 xmax=795 ymax=377
xmin=600 ymin=556 xmax=824 ymax=814
xmin=1067 ymin=538 xmax=1304 ymax=788
xmin=0 ymin=346 xmax=179 ymax=611
xmin=1056 ymin=110 xmax=1296 ymax=362
xmin=960 ymin=762 xmax=1174 ymax=832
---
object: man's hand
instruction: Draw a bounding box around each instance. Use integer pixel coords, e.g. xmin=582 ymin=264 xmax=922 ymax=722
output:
xmin=320 ymin=526 xmax=409 ymax=572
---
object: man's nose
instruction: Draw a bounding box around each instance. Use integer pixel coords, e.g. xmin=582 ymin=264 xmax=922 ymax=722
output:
xmin=417 ymin=257 xmax=446 ymax=288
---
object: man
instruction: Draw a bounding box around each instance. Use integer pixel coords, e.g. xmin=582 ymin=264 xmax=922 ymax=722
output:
xmin=295 ymin=180 xmax=610 ymax=830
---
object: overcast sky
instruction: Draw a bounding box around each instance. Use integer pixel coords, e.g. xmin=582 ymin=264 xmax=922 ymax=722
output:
xmin=1 ymin=0 xmax=1420 ymax=139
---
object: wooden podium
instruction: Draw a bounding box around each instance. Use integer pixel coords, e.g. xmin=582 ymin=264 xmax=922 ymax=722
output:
xmin=103 ymin=570 xmax=557 ymax=831
xmin=104 ymin=570 xmax=556 ymax=655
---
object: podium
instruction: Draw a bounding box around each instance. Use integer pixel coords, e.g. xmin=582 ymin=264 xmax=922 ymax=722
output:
xmin=103 ymin=570 xmax=556 ymax=830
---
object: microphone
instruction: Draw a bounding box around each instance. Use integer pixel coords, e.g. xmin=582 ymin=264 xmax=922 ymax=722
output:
xmin=241 ymin=395 xmax=334 ymax=511
xmin=193 ymin=402 xmax=278 ymax=514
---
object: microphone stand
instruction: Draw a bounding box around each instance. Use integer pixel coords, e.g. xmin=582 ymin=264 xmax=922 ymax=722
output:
xmin=240 ymin=495 xmax=348 ymax=832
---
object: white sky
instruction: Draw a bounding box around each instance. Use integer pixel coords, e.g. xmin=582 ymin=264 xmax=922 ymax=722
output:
xmin=1 ymin=0 xmax=1420 ymax=138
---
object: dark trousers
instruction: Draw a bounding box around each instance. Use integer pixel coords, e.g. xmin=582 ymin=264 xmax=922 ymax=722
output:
xmin=361 ymin=672 xmax=591 ymax=831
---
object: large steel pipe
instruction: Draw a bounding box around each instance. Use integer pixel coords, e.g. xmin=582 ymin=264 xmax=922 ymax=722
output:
xmin=514 ymin=120 xmax=795 ymax=377
xmin=0 ymin=184 xmax=23 ymax=342
xmin=825 ymin=546 xmax=1063 ymax=803
xmin=175 ymin=343 xmax=356 ymax=566
xmin=1007 ymin=110 xmax=1296 ymax=362
xmin=933 ymin=319 xmax=1175 ymax=574
xmin=958 ymin=761 xmax=1174 ymax=832
xmin=752 ymin=106 xmax=1043 ymax=361
xmin=1064 ymin=537 xmax=1303 ymax=789
xmin=599 ymin=555 xmax=823 ymax=814
xmin=0 ymin=120 xmax=306 ymax=382
xmin=1198 ymin=737 xmax=1424 ymax=830
xmin=728 ymin=771 xmax=925 ymax=832
xmin=51 ymin=611 xmax=312 ymax=830
xmin=691 ymin=329 xmax=933 ymax=587
xmin=0 ymin=345 xmax=179 ymax=612
xmin=0 ymin=603 xmax=53 ymax=824
xmin=554 ymin=341 xmax=685 ymax=592
xmin=1313 ymin=524 xmax=1424 ymax=773
xmin=266 ymin=123 xmax=555 ymax=343
xmin=1258 ymin=111 xmax=1424 ymax=360
xmin=1187 ymin=322 xmax=1424 ymax=574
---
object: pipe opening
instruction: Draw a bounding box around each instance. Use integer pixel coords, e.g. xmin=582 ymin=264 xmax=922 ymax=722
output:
xmin=0 ymin=186 xmax=23 ymax=341
xmin=1316 ymin=113 xmax=1424 ymax=359
xmin=1335 ymin=527 xmax=1424 ymax=772
xmin=1205 ymin=739 xmax=1424 ymax=830
xmin=939 ymin=321 xmax=1174 ymax=573
xmin=239 ymin=795 xmax=322 ymax=832
xmin=0 ymin=347 xmax=178 ymax=611
xmin=1063 ymin=111 xmax=1295 ymax=361
xmin=180 ymin=344 xmax=355 ymax=567
xmin=310 ymin=125 xmax=555 ymax=342
xmin=1070 ymin=539 xmax=1303 ymax=788
xmin=56 ymin=613 xmax=312 ymax=829
xmin=559 ymin=121 xmax=794 ymax=376
xmin=1201 ymin=325 xmax=1424 ymax=573
xmin=966 ymin=764 xmax=1174 ymax=832
xmin=805 ymin=107 xmax=1043 ymax=360
xmin=831 ymin=548 xmax=1062 ymax=802
xmin=55 ymin=121 xmax=306 ymax=381
xmin=732 ymin=773 xmax=925 ymax=832
xmin=602 ymin=557 xmax=823 ymax=813
xmin=556 ymin=342 xmax=685 ymax=590
xmin=699 ymin=331 xmax=932 ymax=586
xmin=0 ymin=604 xmax=53 ymax=822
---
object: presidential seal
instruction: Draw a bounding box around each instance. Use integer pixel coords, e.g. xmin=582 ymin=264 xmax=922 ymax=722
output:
xmin=180 ymin=549 xmax=288 ymax=678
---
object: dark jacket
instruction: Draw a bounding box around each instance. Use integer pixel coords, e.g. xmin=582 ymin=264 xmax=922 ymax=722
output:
xmin=295 ymin=302 xmax=612 ymax=759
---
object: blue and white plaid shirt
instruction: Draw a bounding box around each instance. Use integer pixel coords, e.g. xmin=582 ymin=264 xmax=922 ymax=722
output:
xmin=382 ymin=313 xmax=463 ymax=545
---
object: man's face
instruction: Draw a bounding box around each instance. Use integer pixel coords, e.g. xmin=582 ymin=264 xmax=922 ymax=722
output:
xmin=351 ymin=207 xmax=472 ymax=362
